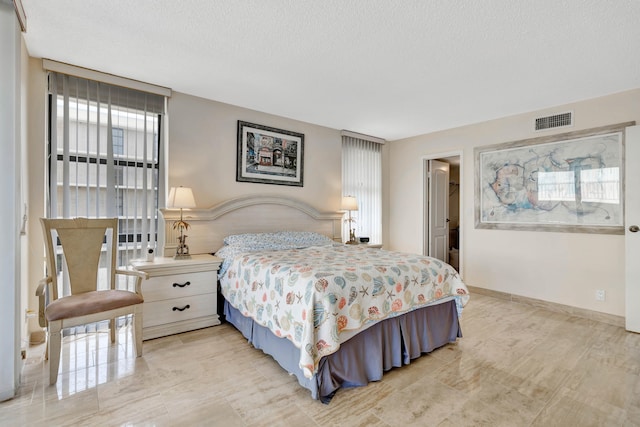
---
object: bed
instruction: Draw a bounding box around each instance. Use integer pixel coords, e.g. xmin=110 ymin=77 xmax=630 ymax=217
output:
xmin=160 ymin=195 xmax=469 ymax=403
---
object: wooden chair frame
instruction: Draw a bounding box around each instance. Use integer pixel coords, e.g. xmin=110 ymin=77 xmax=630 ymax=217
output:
xmin=36 ymin=218 xmax=147 ymax=385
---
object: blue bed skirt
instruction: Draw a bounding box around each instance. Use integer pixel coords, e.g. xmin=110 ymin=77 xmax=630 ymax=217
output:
xmin=224 ymin=298 xmax=462 ymax=403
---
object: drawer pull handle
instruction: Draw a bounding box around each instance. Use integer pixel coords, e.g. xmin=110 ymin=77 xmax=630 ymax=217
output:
xmin=173 ymin=281 xmax=191 ymax=288
xmin=172 ymin=304 xmax=191 ymax=312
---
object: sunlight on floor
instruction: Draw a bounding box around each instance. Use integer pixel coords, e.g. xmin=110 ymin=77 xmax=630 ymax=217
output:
xmin=27 ymin=327 xmax=139 ymax=399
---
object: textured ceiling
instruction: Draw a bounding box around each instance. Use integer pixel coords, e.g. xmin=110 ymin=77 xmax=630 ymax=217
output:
xmin=21 ymin=0 xmax=640 ymax=140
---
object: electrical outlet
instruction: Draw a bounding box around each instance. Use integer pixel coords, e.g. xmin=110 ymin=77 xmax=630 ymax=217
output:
xmin=595 ymin=289 xmax=606 ymax=301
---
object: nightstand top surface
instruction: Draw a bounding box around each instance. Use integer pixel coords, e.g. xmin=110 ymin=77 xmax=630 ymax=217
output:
xmin=131 ymin=253 xmax=221 ymax=273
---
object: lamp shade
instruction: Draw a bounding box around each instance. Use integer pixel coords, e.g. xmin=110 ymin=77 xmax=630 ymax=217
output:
xmin=341 ymin=196 xmax=358 ymax=211
xmin=167 ymin=186 xmax=196 ymax=209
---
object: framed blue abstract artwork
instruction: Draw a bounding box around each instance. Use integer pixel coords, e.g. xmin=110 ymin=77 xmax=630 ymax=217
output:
xmin=475 ymin=122 xmax=635 ymax=234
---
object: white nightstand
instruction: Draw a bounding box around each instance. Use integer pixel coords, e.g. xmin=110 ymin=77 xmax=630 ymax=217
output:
xmin=131 ymin=254 xmax=222 ymax=340
xmin=361 ymin=243 xmax=383 ymax=249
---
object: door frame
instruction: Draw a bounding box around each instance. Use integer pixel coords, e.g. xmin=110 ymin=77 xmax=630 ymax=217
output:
xmin=422 ymin=150 xmax=464 ymax=279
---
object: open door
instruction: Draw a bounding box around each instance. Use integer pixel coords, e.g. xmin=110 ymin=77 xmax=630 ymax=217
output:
xmin=626 ymin=125 xmax=640 ymax=332
xmin=427 ymin=160 xmax=450 ymax=262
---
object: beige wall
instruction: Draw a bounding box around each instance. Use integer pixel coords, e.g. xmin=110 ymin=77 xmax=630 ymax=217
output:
xmin=25 ymin=53 xmax=637 ymax=322
xmin=24 ymin=71 xmax=344 ymax=330
xmin=25 ymin=58 xmax=47 ymax=335
xmin=167 ymin=92 xmax=342 ymax=212
xmin=387 ymin=89 xmax=640 ymax=317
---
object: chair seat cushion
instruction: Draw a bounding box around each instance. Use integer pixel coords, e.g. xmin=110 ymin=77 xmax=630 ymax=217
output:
xmin=45 ymin=290 xmax=144 ymax=321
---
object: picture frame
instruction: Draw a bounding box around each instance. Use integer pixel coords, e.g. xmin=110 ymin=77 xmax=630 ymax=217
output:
xmin=236 ymin=120 xmax=304 ymax=187
xmin=474 ymin=122 xmax=635 ymax=234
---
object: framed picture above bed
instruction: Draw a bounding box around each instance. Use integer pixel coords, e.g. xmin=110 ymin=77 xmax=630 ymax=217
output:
xmin=236 ymin=120 xmax=304 ymax=187
xmin=475 ymin=122 xmax=635 ymax=234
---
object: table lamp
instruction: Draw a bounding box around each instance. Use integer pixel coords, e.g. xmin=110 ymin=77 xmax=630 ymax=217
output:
xmin=341 ymin=195 xmax=358 ymax=244
xmin=167 ymin=186 xmax=196 ymax=259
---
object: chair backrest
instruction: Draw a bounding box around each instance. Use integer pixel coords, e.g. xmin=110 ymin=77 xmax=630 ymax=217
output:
xmin=40 ymin=218 xmax=118 ymax=301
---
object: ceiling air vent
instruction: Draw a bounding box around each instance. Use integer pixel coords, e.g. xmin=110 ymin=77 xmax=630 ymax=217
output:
xmin=534 ymin=111 xmax=573 ymax=132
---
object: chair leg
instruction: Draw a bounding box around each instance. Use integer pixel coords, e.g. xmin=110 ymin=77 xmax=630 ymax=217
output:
xmin=134 ymin=305 xmax=143 ymax=357
xmin=110 ymin=318 xmax=116 ymax=343
xmin=48 ymin=321 xmax=62 ymax=385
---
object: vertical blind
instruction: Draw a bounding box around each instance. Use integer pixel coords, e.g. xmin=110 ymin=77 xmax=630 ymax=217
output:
xmin=342 ymin=135 xmax=382 ymax=244
xmin=47 ymin=71 xmax=165 ymax=323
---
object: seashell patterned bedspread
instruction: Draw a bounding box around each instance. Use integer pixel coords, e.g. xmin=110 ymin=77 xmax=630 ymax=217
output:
xmin=219 ymin=244 xmax=469 ymax=379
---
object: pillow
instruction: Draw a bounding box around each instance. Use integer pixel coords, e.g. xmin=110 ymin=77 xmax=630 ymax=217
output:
xmin=214 ymin=243 xmax=253 ymax=262
xmin=217 ymin=232 xmax=334 ymax=277
xmin=223 ymin=231 xmax=333 ymax=247
xmin=223 ymin=232 xmax=281 ymax=246
xmin=276 ymin=231 xmax=334 ymax=246
xmin=215 ymin=244 xmax=254 ymax=277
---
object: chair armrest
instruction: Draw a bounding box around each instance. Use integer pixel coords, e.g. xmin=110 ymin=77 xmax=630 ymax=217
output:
xmin=116 ymin=268 xmax=148 ymax=295
xmin=36 ymin=277 xmax=52 ymax=328
xmin=36 ymin=276 xmax=52 ymax=296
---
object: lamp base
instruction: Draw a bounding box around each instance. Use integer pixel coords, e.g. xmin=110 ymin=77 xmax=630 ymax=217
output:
xmin=175 ymin=231 xmax=191 ymax=260
xmin=346 ymin=228 xmax=358 ymax=245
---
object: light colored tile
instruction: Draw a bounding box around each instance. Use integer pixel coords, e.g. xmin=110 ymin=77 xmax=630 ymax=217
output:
xmin=372 ymin=379 xmax=466 ymax=426
xmin=532 ymin=395 xmax=622 ymax=427
xmin=30 ymin=388 xmax=99 ymax=427
xmin=4 ymin=293 xmax=640 ymax=426
xmin=445 ymin=396 xmax=536 ymax=427
xmin=155 ymin=399 xmax=246 ymax=427
xmin=561 ymin=359 xmax=640 ymax=415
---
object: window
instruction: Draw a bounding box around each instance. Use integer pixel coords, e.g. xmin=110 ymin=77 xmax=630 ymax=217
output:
xmin=342 ymin=133 xmax=383 ymax=244
xmin=47 ymin=72 xmax=165 ymax=270
xmin=112 ymin=127 xmax=124 ymax=155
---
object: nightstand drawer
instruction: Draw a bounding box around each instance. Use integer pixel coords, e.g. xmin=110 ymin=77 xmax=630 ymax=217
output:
xmin=142 ymin=271 xmax=216 ymax=302
xmin=143 ymin=293 xmax=216 ymax=327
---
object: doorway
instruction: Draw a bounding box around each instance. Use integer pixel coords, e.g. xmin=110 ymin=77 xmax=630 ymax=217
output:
xmin=424 ymin=153 xmax=462 ymax=275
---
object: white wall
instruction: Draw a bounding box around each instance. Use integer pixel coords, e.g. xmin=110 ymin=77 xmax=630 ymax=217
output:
xmin=19 ymin=9 xmax=29 ymax=373
xmin=167 ymin=92 xmax=343 ymax=215
xmin=387 ymin=89 xmax=640 ymax=317
xmin=0 ymin=1 xmax=22 ymax=401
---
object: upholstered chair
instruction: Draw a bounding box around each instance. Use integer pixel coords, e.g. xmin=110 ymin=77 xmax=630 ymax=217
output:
xmin=36 ymin=218 xmax=147 ymax=385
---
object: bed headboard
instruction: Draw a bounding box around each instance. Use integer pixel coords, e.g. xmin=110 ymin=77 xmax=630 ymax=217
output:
xmin=159 ymin=195 xmax=344 ymax=255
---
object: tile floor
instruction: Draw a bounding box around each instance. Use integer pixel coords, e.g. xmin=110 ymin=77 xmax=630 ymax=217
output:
xmin=2 ymin=293 xmax=640 ymax=426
